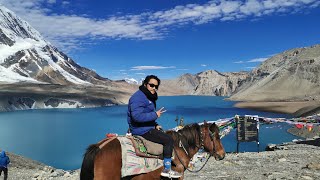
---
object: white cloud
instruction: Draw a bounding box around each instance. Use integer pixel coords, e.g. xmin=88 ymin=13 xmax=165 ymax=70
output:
xmin=234 ymin=61 xmax=245 ymax=64
xmin=130 ymin=66 xmax=176 ymax=70
xmin=247 ymin=57 xmax=268 ymax=62
xmin=62 ymin=1 xmax=69 ymax=5
xmin=234 ymin=57 xmax=268 ymax=64
xmin=200 ymin=64 xmax=207 ymax=67
xmin=240 ymin=0 xmax=264 ymax=15
xmin=0 ymin=0 xmax=319 ymax=51
xmin=245 ymin=66 xmax=257 ymax=69
xmin=220 ymin=1 xmax=241 ymax=14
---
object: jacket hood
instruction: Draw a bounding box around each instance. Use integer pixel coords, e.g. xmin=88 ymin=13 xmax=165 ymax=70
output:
xmin=0 ymin=151 xmax=5 ymax=157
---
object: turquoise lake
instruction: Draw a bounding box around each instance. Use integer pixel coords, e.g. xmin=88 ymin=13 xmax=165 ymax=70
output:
xmin=0 ymin=96 xmax=299 ymax=170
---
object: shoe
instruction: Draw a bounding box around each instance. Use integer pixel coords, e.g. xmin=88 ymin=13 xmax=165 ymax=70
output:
xmin=161 ymin=169 xmax=182 ymax=178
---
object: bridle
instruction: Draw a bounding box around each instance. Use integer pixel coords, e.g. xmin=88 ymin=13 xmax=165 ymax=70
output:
xmin=197 ymin=125 xmax=217 ymax=156
xmin=173 ymin=124 xmax=217 ymax=173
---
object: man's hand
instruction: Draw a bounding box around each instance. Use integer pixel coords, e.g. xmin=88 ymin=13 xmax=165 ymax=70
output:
xmin=156 ymin=125 xmax=162 ymax=130
xmin=156 ymin=107 xmax=166 ymax=117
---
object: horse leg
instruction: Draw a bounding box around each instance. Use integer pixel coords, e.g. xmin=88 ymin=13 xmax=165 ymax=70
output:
xmin=94 ymin=138 xmax=122 ymax=180
xmin=173 ymin=164 xmax=185 ymax=180
xmin=178 ymin=174 xmax=184 ymax=180
xmin=129 ymin=164 xmax=184 ymax=180
xmin=129 ymin=166 xmax=185 ymax=180
xmin=167 ymin=156 xmax=186 ymax=180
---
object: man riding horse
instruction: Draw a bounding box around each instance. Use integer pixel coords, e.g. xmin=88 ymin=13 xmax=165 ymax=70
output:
xmin=80 ymin=75 xmax=225 ymax=180
xmin=127 ymin=75 xmax=182 ymax=178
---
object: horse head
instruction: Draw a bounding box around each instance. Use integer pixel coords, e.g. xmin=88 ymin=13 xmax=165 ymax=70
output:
xmin=201 ymin=121 xmax=225 ymax=160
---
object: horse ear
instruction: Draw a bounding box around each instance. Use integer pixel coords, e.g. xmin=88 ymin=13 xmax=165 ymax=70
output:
xmin=209 ymin=122 xmax=216 ymax=132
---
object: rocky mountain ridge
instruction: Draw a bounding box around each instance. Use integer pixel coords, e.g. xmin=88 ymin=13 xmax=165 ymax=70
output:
xmin=160 ymin=70 xmax=249 ymax=96
xmin=229 ymin=44 xmax=320 ymax=102
xmin=159 ymin=44 xmax=320 ymax=105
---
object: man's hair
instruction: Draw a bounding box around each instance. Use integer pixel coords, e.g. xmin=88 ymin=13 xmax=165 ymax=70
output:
xmin=143 ymin=75 xmax=161 ymax=86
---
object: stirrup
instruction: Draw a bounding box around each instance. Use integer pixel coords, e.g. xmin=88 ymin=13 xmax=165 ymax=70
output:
xmin=161 ymin=169 xmax=182 ymax=178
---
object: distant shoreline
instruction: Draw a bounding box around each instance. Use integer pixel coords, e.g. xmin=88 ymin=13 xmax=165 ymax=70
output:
xmin=287 ymin=126 xmax=320 ymax=139
xmin=234 ymin=101 xmax=320 ymax=117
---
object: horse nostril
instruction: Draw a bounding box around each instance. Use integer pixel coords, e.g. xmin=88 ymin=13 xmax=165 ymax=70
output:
xmin=219 ymin=155 xmax=225 ymax=160
xmin=215 ymin=154 xmax=225 ymax=160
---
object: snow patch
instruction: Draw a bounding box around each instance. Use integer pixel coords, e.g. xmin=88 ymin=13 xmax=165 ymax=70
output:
xmin=44 ymin=101 xmax=83 ymax=109
xmin=0 ymin=65 xmax=41 ymax=83
xmin=125 ymin=78 xmax=140 ymax=85
xmin=0 ymin=38 xmax=46 ymax=63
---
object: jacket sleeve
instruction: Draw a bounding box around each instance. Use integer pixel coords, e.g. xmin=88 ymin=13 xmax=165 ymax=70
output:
xmin=130 ymin=98 xmax=158 ymax=122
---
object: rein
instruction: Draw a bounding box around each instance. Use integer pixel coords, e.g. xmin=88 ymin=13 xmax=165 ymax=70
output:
xmin=173 ymin=147 xmax=211 ymax=173
xmin=173 ymin=126 xmax=212 ymax=173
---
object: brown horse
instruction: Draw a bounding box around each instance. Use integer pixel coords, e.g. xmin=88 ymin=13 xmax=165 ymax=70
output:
xmin=80 ymin=121 xmax=225 ymax=180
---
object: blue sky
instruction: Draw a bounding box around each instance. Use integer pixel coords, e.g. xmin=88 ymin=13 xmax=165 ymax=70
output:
xmin=1 ymin=0 xmax=320 ymax=80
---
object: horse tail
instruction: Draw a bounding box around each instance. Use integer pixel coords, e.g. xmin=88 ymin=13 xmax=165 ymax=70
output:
xmin=80 ymin=144 xmax=100 ymax=180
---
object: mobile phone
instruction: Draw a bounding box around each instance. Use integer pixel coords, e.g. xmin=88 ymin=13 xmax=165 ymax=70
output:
xmin=159 ymin=107 xmax=166 ymax=113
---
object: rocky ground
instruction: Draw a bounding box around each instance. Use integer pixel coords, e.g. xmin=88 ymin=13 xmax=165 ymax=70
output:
xmin=185 ymin=141 xmax=320 ymax=180
xmin=4 ymin=139 xmax=320 ymax=180
xmin=287 ymin=126 xmax=320 ymax=139
xmin=4 ymin=152 xmax=79 ymax=180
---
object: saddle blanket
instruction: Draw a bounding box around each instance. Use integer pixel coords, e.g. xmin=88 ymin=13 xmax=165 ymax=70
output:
xmin=118 ymin=136 xmax=163 ymax=177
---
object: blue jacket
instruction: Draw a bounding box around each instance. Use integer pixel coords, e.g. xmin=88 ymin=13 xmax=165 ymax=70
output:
xmin=0 ymin=151 xmax=10 ymax=168
xmin=127 ymin=90 xmax=158 ymax=135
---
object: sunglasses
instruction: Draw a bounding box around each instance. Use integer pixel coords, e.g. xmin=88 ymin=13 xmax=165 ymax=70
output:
xmin=148 ymin=83 xmax=159 ymax=89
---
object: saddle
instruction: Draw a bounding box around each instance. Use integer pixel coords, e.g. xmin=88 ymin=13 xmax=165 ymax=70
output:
xmin=127 ymin=135 xmax=164 ymax=159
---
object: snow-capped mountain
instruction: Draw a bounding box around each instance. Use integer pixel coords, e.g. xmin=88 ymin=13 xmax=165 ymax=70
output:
xmin=124 ymin=78 xmax=138 ymax=84
xmin=0 ymin=5 xmax=109 ymax=85
xmin=124 ymin=77 xmax=143 ymax=85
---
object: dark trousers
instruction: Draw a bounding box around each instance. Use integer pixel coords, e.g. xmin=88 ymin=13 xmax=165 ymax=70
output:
xmin=0 ymin=167 xmax=8 ymax=180
xmin=141 ymin=129 xmax=174 ymax=158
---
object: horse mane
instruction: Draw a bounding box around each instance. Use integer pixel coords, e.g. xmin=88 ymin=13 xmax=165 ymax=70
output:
xmin=169 ymin=123 xmax=201 ymax=152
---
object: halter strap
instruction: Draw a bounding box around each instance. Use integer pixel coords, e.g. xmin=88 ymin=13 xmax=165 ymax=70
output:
xmin=173 ymin=125 xmax=212 ymax=173
xmin=177 ymin=125 xmax=204 ymax=157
